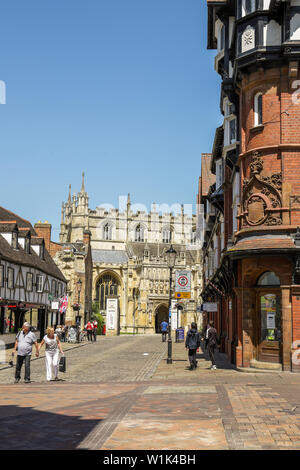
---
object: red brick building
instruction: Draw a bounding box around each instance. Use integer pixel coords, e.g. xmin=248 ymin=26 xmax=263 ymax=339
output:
xmin=201 ymin=0 xmax=300 ymax=371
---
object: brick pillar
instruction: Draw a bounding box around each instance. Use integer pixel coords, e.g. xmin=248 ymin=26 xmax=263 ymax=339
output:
xmin=34 ymin=222 xmax=52 ymax=251
xmin=281 ymin=286 xmax=292 ymax=371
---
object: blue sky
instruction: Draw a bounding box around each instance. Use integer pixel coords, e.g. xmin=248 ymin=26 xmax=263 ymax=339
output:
xmin=0 ymin=0 xmax=222 ymax=241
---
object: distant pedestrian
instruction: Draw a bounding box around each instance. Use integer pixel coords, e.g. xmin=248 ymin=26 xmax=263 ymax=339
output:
xmin=160 ymin=320 xmax=168 ymax=342
xmin=92 ymin=319 xmax=98 ymax=341
xmin=38 ymin=327 xmax=64 ymax=381
xmin=13 ymin=322 xmax=39 ymax=384
xmin=207 ymin=320 xmax=218 ymax=370
xmin=201 ymin=324 xmax=209 ymax=350
xmin=185 ymin=322 xmax=201 ymax=370
xmin=85 ymin=321 xmax=93 ymax=341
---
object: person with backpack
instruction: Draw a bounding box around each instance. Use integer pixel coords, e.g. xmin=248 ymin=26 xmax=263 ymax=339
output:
xmin=185 ymin=322 xmax=201 ymax=370
xmin=13 ymin=322 xmax=39 ymax=384
xmin=207 ymin=320 xmax=219 ymax=370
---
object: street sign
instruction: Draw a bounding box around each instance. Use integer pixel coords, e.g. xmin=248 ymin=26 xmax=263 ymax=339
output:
xmin=48 ymin=294 xmax=54 ymax=302
xmin=175 ymin=292 xmax=191 ymax=299
xmin=175 ymin=270 xmax=191 ymax=299
xmin=202 ymin=302 xmax=218 ymax=312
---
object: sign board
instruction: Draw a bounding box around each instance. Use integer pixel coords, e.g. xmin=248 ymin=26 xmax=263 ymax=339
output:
xmin=51 ymin=301 xmax=59 ymax=310
xmin=202 ymin=302 xmax=218 ymax=312
xmin=48 ymin=294 xmax=54 ymax=302
xmin=267 ymin=313 xmax=276 ymax=329
xmin=171 ymin=300 xmax=178 ymax=331
xmin=175 ymin=270 xmax=191 ymax=299
xmin=107 ymin=298 xmax=118 ymax=330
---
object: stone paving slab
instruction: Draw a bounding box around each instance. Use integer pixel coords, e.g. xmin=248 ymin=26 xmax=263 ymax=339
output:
xmin=0 ymin=335 xmax=300 ymax=450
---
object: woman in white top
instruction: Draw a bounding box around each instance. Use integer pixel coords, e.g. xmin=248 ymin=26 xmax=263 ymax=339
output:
xmin=38 ymin=327 xmax=64 ymax=381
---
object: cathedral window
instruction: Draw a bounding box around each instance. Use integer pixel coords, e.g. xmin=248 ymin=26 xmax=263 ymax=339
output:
xmin=103 ymin=223 xmax=112 ymax=241
xmin=163 ymin=229 xmax=172 ymax=244
xmin=96 ymin=274 xmax=119 ymax=311
xmin=135 ymin=225 xmax=144 ymax=242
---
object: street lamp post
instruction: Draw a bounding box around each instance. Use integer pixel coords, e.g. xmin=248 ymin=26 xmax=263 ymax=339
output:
xmin=76 ymin=279 xmax=82 ymax=342
xmin=166 ymin=244 xmax=177 ymax=364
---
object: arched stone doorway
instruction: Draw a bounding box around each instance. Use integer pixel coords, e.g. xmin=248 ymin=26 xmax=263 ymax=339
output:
xmin=95 ymin=272 xmax=121 ymax=311
xmin=155 ymin=304 xmax=169 ymax=333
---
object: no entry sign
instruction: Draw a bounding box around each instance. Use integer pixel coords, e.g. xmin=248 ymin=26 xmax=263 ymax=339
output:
xmin=175 ymin=270 xmax=191 ymax=299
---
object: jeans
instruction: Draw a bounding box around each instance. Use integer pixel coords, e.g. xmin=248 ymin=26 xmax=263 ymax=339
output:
xmin=188 ymin=349 xmax=197 ymax=367
xmin=92 ymin=330 xmax=97 ymax=341
xmin=87 ymin=330 xmax=93 ymax=341
xmin=15 ymin=355 xmax=31 ymax=381
xmin=208 ymin=344 xmax=216 ymax=366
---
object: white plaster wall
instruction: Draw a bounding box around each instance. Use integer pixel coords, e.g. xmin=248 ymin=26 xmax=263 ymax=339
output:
xmin=264 ymin=20 xmax=281 ymax=46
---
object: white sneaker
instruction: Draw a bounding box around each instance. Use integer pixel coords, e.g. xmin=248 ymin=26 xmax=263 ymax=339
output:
xmin=213 ymin=365 xmax=217 ymax=370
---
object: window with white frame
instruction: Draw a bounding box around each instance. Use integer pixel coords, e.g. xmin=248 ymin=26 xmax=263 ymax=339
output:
xmin=254 ymin=92 xmax=263 ymax=126
xmin=0 ymin=265 xmax=4 ymax=287
xmin=36 ymin=274 xmax=44 ymax=293
xmin=224 ymin=99 xmax=237 ymax=146
xmin=26 ymin=272 xmax=33 ymax=292
xmin=216 ymin=159 xmax=224 ymax=190
xmin=7 ymin=267 xmax=14 ymax=289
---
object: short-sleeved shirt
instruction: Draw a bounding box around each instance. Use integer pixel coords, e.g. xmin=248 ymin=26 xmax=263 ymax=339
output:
xmin=43 ymin=334 xmax=58 ymax=353
xmin=16 ymin=330 xmax=37 ymax=356
xmin=161 ymin=321 xmax=168 ymax=332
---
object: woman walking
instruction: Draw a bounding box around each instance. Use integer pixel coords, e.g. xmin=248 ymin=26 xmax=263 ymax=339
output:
xmin=38 ymin=327 xmax=64 ymax=381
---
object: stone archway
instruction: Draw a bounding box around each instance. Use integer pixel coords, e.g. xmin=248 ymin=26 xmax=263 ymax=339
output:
xmin=95 ymin=271 xmax=121 ymax=311
xmin=155 ymin=304 xmax=169 ymax=333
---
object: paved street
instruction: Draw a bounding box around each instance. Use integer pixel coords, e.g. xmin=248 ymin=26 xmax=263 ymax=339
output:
xmin=0 ymin=334 xmax=300 ymax=450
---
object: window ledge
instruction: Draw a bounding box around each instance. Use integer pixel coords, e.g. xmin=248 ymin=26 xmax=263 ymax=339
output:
xmin=250 ymin=124 xmax=264 ymax=132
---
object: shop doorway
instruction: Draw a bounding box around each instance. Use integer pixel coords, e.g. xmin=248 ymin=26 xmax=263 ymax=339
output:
xmin=256 ymin=272 xmax=282 ymax=363
xmin=155 ymin=305 xmax=169 ymax=333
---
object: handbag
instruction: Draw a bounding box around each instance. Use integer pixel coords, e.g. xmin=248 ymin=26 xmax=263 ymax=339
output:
xmin=59 ymin=355 xmax=66 ymax=373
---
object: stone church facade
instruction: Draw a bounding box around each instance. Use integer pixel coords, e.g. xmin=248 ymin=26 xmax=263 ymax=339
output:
xmin=54 ymin=175 xmax=203 ymax=334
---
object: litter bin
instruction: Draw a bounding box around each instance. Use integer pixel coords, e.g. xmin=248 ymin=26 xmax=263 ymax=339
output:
xmin=175 ymin=327 xmax=185 ymax=343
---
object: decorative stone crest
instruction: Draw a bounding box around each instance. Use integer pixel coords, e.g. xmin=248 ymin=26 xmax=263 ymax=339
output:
xmin=241 ymin=152 xmax=282 ymax=227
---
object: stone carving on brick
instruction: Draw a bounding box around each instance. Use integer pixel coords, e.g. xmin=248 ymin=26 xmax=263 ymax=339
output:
xmin=242 ymin=152 xmax=282 ymax=227
xmin=290 ymin=195 xmax=300 ymax=207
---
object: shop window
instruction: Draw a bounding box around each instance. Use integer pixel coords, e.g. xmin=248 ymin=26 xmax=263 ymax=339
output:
xmin=257 ymin=271 xmax=280 ymax=286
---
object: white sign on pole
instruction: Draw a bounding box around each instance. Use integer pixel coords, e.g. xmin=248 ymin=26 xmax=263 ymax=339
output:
xmin=107 ymin=298 xmax=118 ymax=330
xmin=51 ymin=301 xmax=59 ymax=310
xmin=175 ymin=270 xmax=191 ymax=293
xmin=171 ymin=300 xmax=178 ymax=331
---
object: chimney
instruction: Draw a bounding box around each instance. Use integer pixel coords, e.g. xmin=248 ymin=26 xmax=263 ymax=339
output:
xmin=83 ymin=229 xmax=91 ymax=245
xmin=34 ymin=221 xmax=52 ymax=252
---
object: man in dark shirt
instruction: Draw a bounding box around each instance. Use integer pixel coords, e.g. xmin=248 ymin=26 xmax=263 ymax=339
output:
xmin=207 ymin=320 xmax=218 ymax=370
xmin=185 ymin=322 xmax=201 ymax=370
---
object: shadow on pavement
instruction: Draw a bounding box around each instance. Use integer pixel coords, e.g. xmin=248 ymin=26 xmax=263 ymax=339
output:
xmin=0 ymin=405 xmax=100 ymax=450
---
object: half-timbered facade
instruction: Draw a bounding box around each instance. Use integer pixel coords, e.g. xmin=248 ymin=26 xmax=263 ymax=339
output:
xmin=0 ymin=207 xmax=67 ymax=340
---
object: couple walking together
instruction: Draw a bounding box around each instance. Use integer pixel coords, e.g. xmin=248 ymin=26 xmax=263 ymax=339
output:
xmin=13 ymin=323 xmax=64 ymax=383
xmin=185 ymin=321 xmax=218 ymax=370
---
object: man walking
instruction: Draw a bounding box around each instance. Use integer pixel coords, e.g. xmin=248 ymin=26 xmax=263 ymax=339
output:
xmin=13 ymin=322 xmax=39 ymax=383
xmin=207 ymin=320 xmax=218 ymax=370
xmin=185 ymin=322 xmax=201 ymax=370
xmin=92 ymin=319 xmax=98 ymax=342
xmin=160 ymin=320 xmax=168 ymax=342
xmin=85 ymin=320 xmax=93 ymax=341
